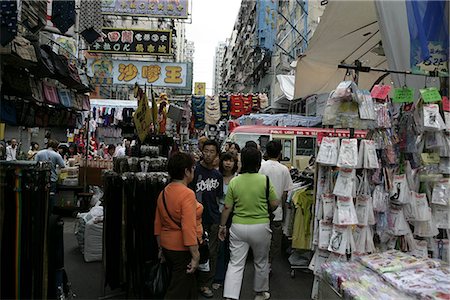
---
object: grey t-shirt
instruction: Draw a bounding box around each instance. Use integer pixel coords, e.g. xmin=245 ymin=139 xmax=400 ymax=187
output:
xmin=35 ymin=149 xmax=65 ymax=182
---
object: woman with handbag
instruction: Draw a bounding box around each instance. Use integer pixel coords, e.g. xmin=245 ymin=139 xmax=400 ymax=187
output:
xmin=154 ymin=152 xmax=203 ymax=299
xmin=218 ymin=147 xmax=279 ymax=300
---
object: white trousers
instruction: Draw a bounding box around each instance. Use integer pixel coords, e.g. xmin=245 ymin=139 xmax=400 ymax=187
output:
xmin=223 ymin=223 xmax=271 ymax=300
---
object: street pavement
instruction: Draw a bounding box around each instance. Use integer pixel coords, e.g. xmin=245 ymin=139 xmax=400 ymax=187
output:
xmin=63 ymin=218 xmax=314 ymax=299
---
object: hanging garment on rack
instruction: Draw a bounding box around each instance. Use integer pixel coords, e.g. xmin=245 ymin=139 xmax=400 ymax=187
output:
xmin=291 ymin=188 xmax=314 ymax=249
xmin=242 ymin=94 xmax=253 ymax=115
xmin=0 ymin=0 xmax=18 ymax=46
xmin=219 ymin=95 xmax=230 ymax=120
xmin=21 ymin=0 xmax=47 ymax=33
xmin=192 ymin=96 xmax=206 ymax=129
xmin=51 ymin=0 xmax=76 ymax=34
xmin=230 ymin=95 xmax=244 ymax=118
xmin=252 ymin=94 xmax=260 ymax=111
xmin=205 ymin=95 xmax=221 ymax=125
xmin=79 ymin=0 xmax=103 ymax=43
xmin=259 ymin=93 xmax=269 ymax=109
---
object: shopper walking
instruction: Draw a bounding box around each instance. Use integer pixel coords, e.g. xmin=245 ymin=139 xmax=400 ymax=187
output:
xmin=189 ymin=139 xmax=223 ymax=298
xmin=154 ymin=152 xmax=202 ymax=299
xmin=259 ymin=141 xmax=293 ymax=268
xmin=6 ymin=138 xmax=18 ymax=160
xmin=219 ymin=146 xmax=279 ymax=300
xmin=35 ymin=140 xmax=66 ymax=213
xmin=214 ymin=152 xmax=239 ymax=289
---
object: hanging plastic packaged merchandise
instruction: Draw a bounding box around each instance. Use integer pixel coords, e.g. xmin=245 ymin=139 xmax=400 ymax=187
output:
xmin=412 ymin=192 xmax=431 ymax=221
xmin=328 ymin=225 xmax=350 ymax=255
xmin=321 ymin=194 xmax=335 ymax=222
xmin=333 ymin=169 xmax=356 ymax=198
xmin=439 ymin=135 xmax=450 ymax=157
xmin=318 ymin=221 xmax=333 ymax=250
xmin=431 ymin=239 xmax=449 ymax=262
xmin=389 ymin=174 xmax=409 ymax=204
xmin=355 ymin=195 xmax=375 ymax=226
xmin=356 ymin=89 xmax=376 ymax=120
xmin=333 ymin=196 xmax=358 ymax=225
xmin=431 ymin=181 xmax=450 ymax=206
xmin=387 ymin=206 xmax=410 ymax=236
xmin=403 ymin=191 xmax=418 ymax=221
xmin=317 ymin=137 xmax=340 ymax=166
xmin=432 ymin=205 xmax=450 ymax=229
xmin=405 ymin=160 xmax=420 ymax=192
xmin=337 ymin=139 xmax=358 ymax=168
xmin=439 ymin=157 xmax=450 ymax=174
xmin=374 ymin=103 xmax=392 ymax=128
xmin=363 ymin=140 xmax=379 ymax=169
xmin=423 ymin=104 xmax=445 ymax=131
xmin=414 ymin=212 xmax=439 ymax=237
xmin=411 ymin=239 xmax=428 ymax=258
xmin=372 ymin=185 xmax=388 ymax=212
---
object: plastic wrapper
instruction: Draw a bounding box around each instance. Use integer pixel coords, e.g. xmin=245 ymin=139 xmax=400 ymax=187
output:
xmin=318 ymin=221 xmax=333 ymax=250
xmin=432 ymin=205 xmax=450 ymax=229
xmin=390 ymin=174 xmax=409 ymax=204
xmin=431 ymin=239 xmax=449 ymax=263
xmin=321 ymin=194 xmax=335 ymax=222
xmin=337 ymin=139 xmax=358 ymax=168
xmin=387 ymin=206 xmax=410 ymax=236
xmin=431 ymin=181 xmax=450 ymax=206
xmin=328 ymin=225 xmax=355 ymax=255
xmin=317 ymin=137 xmax=340 ymax=166
xmin=372 ymin=185 xmax=388 ymax=212
xmin=414 ymin=213 xmax=439 ymax=237
xmin=439 ymin=157 xmax=450 ymax=174
xmin=356 ymin=89 xmax=376 ymax=120
xmin=423 ymin=104 xmax=445 ymax=131
xmin=308 ymin=249 xmax=330 ymax=276
xmin=333 ymin=196 xmax=358 ymax=225
xmin=374 ymin=103 xmax=391 ymax=128
xmin=333 ymin=169 xmax=355 ymax=198
xmin=412 ymin=192 xmax=431 ymax=221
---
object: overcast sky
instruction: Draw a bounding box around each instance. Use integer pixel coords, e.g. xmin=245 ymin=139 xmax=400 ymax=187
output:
xmin=186 ymin=0 xmax=242 ymax=94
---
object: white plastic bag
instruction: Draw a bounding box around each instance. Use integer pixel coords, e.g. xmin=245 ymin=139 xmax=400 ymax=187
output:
xmin=337 ymin=139 xmax=358 ymax=168
xmin=322 ymin=194 xmax=335 ymax=222
xmin=413 ymin=192 xmax=431 ymax=221
xmin=363 ymin=140 xmax=379 ymax=169
xmin=317 ymin=137 xmax=340 ymax=166
xmin=333 ymin=196 xmax=358 ymax=225
xmin=318 ymin=221 xmax=333 ymax=250
xmin=373 ymin=185 xmax=388 ymax=212
xmin=432 ymin=181 xmax=450 ymax=206
xmin=333 ymin=169 xmax=355 ymax=198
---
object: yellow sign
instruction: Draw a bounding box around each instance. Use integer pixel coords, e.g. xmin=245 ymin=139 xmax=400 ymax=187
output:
xmin=133 ymin=88 xmax=152 ymax=142
xmin=194 ymin=82 xmax=206 ymax=96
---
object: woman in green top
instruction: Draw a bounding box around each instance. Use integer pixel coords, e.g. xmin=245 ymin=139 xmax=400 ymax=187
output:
xmin=218 ymin=147 xmax=279 ymax=300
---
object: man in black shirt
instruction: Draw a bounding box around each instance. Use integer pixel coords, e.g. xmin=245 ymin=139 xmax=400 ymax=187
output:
xmin=189 ymin=139 xmax=223 ymax=298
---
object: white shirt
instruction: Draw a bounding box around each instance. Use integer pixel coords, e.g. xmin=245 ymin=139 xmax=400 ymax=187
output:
xmin=115 ymin=146 xmax=126 ymax=157
xmin=6 ymin=145 xmax=17 ymax=161
xmin=259 ymin=159 xmax=293 ymax=221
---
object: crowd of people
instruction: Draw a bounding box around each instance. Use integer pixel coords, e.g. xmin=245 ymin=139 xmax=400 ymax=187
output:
xmin=154 ymin=138 xmax=293 ymax=300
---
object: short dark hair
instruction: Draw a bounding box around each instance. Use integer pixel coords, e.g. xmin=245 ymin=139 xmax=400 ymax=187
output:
xmin=219 ymin=152 xmax=239 ymax=174
xmin=168 ymin=152 xmax=195 ymax=180
xmin=203 ymin=139 xmax=219 ymax=154
xmin=240 ymin=146 xmax=261 ymax=174
xmin=108 ymin=144 xmax=116 ymax=151
xmin=245 ymin=141 xmax=258 ymax=149
xmin=48 ymin=139 xmax=59 ymax=149
xmin=266 ymin=140 xmax=282 ymax=159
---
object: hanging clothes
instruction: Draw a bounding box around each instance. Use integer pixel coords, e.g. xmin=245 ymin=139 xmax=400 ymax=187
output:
xmin=252 ymin=94 xmax=260 ymax=111
xmin=79 ymin=0 xmax=103 ymax=43
xmin=21 ymin=0 xmax=47 ymax=33
xmin=219 ymin=95 xmax=230 ymax=120
xmin=205 ymin=95 xmax=221 ymax=125
xmin=291 ymin=189 xmax=314 ymax=249
xmin=192 ymin=96 xmax=205 ymax=129
xmin=51 ymin=0 xmax=76 ymax=34
xmin=230 ymin=94 xmax=244 ymax=118
xmin=242 ymin=94 xmax=253 ymax=115
xmin=259 ymin=93 xmax=269 ymax=109
xmin=0 ymin=0 xmax=18 ymax=46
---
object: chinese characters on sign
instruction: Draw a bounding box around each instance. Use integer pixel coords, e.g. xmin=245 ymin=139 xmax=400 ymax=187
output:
xmin=88 ymin=28 xmax=172 ymax=55
xmin=87 ymin=59 xmax=187 ymax=88
xmin=102 ymin=0 xmax=189 ymax=19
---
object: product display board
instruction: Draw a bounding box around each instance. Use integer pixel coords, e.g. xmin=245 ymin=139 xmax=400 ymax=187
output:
xmin=310 ymin=80 xmax=449 ymax=299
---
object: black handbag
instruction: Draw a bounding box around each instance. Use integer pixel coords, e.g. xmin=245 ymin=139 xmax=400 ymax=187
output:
xmin=161 ymin=189 xmax=209 ymax=264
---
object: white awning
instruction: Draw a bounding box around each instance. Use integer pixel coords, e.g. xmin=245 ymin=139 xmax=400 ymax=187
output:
xmin=294 ymin=1 xmax=388 ymax=99
xmin=276 ymin=75 xmax=295 ymax=101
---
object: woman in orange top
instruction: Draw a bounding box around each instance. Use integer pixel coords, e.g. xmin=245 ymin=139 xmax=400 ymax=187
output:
xmin=155 ymin=152 xmax=203 ymax=299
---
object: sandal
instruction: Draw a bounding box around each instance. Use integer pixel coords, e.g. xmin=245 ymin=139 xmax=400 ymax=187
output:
xmin=200 ymin=287 xmax=214 ymax=298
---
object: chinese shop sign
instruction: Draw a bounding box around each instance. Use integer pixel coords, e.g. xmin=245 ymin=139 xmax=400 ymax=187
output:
xmin=87 ymin=59 xmax=187 ymax=87
xmin=88 ymin=28 xmax=172 ymax=56
xmin=102 ymin=0 xmax=188 ymax=19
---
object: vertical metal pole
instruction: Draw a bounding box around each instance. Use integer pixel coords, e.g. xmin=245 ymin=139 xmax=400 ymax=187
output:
xmin=84 ymin=113 xmax=89 ymax=193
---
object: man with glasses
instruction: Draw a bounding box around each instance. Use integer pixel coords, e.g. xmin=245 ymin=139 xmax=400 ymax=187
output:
xmin=189 ymin=139 xmax=223 ymax=298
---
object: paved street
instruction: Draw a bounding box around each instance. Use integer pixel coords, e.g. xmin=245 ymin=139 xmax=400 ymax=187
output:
xmin=63 ymin=218 xmax=314 ymax=299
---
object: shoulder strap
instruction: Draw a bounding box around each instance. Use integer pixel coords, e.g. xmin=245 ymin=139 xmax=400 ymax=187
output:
xmin=162 ymin=189 xmax=182 ymax=228
xmin=266 ymin=175 xmax=272 ymax=215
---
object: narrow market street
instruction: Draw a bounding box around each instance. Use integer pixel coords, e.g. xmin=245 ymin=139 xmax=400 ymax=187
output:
xmin=63 ymin=218 xmax=314 ymax=299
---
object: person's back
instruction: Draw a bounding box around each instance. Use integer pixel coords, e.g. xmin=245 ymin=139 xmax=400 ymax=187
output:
xmin=35 ymin=141 xmax=65 ymax=183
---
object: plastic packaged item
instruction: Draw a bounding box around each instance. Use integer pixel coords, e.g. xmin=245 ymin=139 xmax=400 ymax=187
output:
xmin=356 ymin=89 xmax=376 ymax=120
xmin=321 ymin=194 xmax=335 ymax=222
xmin=337 ymin=139 xmax=358 ymax=168
xmin=390 ymin=174 xmax=409 ymax=204
xmin=423 ymin=104 xmax=445 ymax=131
xmin=333 ymin=169 xmax=356 ymax=198
xmin=374 ymin=103 xmax=391 ymax=128
xmin=333 ymin=196 xmax=358 ymax=225
xmin=372 ymin=185 xmax=388 ymax=212
xmin=413 ymin=192 xmax=431 ymax=221
xmin=317 ymin=137 xmax=340 ymax=166
xmin=362 ymin=140 xmax=379 ymax=169
xmin=328 ymin=225 xmax=354 ymax=255
xmin=318 ymin=221 xmax=333 ymax=250
xmin=432 ymin=205 xmax=450 ymax=229
xmin=387 ymin=206 xmax=410 ymax=236
xmin=431 ymin=181 xmax=450 ymax=206
xmin=414 ymin=212 xmax=439 ymax=237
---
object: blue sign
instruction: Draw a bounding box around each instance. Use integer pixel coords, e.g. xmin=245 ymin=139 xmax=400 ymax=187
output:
xmin=257 ymin=0 xmax=278 ymax=51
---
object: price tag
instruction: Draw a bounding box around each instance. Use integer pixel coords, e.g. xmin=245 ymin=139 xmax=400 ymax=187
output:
xmin=392 ymin=87 xmax=414 ymax=103
xmin=370 ymin=85 xmax=391 ymax=100
xmin=420 ymin=87 xmax=442 ymax=102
